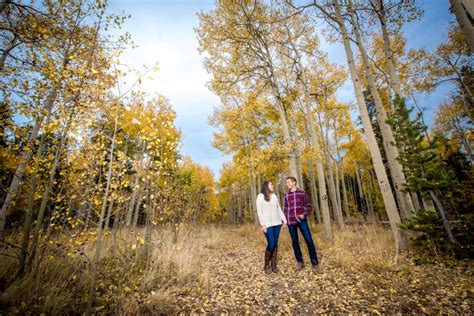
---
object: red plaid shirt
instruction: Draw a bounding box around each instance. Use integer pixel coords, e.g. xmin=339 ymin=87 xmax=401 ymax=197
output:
xmin=283 ymin=188 xmax=312 ymax=225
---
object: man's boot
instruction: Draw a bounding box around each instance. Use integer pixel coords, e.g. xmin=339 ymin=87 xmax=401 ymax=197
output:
xmin=264 ymin=250 xmax=272 ymax=274
xmin=296 ymin=261 xmax=304 ymax=271
xmin=271 ymin=246 xmax=278 ymax=273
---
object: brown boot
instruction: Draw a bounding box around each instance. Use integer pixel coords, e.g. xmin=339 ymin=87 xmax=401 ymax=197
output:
xmin=271 ymin=246 xmax=278 ymax=273
xmin=312 ymin=264 xmax=322 ymax=273
xmin=264 ymin=250 xmax=272 ymax=274
xmin=296 ymin=261 xmax=304 ymax=271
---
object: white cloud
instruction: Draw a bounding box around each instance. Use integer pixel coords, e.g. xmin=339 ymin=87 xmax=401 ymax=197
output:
xmin=108 ymin=0 xmax=229 ymax=177
xmin=107 ymin=0 xmax=453 ymax=178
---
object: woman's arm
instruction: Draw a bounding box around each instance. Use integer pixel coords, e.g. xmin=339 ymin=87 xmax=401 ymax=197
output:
xmin=256 ymin=194 xmax=265 ymax=228
xmin=275 ymin=195 xmax=287 ymax=224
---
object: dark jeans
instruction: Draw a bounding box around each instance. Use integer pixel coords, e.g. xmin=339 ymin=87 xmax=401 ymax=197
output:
xmin=288 ymin=219 xmax=319 ymax=265
xmin=264 ymin=224 xmax=282 ymax=252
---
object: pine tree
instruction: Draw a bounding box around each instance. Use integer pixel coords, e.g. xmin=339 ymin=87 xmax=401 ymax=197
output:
xmin=387 ymin=97 xmax=457 ymax=243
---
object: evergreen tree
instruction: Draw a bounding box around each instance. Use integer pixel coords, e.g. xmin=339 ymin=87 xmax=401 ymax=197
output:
xmin=387 ymin=97 xmax=457 ymax=243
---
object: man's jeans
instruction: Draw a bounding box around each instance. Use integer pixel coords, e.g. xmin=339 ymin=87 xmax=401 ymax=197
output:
xmin=288 ymin=219 xmax=319 ymax=265
xmin=264 ymin=224 xmax=282 ymax=252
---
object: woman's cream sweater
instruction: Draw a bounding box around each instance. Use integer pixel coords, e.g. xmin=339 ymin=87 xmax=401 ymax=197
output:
xmin=256 ymin=193 xmax=287 ymax=228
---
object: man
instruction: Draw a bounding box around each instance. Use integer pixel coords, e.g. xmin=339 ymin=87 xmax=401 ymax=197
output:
xmin=283 ymin=176 xmax=321 ymax=272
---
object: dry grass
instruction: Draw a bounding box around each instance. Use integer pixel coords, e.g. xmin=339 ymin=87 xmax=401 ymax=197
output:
xmin=0 ymin=223 xmax=224 ymax=315
xmin=1 ymin=223 xmax=471 ymax=314
xmin=0 ymin=248 xmax=88 ymax=314
xmin=237 ymin=222 xmax=258 ymax=237
xmin=237 ymin=222 xmax=398 ymax=271
xmin=316 ymin=223 xmax=398 ymax=271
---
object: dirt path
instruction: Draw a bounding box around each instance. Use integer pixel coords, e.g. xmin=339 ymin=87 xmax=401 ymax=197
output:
xmin=172 ymin=225 xmax=472 ymax=314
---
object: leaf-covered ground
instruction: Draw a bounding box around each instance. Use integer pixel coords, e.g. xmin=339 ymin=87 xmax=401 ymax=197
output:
xmin=170 ymin=225 xmax=473 ymax=314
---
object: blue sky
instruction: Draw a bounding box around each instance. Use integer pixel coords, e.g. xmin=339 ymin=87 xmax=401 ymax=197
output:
xmin=108 ymin=0 xmax=456 ymax=178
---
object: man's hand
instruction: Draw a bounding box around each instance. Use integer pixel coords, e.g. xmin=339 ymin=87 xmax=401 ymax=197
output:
xmin=299 ymin=214 xmax=305 ymax=220
xmin=282 ymin=223 xmax=288 ymax=229
xmin=261 ymin=226 xmax=267 ymax=233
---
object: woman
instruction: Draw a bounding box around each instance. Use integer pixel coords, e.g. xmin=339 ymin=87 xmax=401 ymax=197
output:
xmin=256 ymin=181 xmax=287 ymax=274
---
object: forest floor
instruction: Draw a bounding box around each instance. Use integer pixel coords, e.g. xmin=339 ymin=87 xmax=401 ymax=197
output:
xmin=172 ymin=224 xmax=472 ymax=314
xmin=1 ymin=223 xmax=472 ymax=314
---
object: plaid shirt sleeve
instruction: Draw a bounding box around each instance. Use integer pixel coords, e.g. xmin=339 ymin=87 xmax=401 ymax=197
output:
xmin=283 ymin=193 xmax=288 ymax=219
xmin=302 ymin=190 xmax=312 ymax=217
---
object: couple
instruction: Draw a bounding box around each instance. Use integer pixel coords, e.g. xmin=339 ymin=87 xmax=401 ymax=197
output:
xmin=256 ymin=176 xmax=321 ymax=274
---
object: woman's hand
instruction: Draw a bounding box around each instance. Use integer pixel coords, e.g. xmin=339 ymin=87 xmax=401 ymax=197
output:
xmin=261 ymin=226 xmax=267 ymax=233
xmin=282 ymin=223 xmax=288 ymax=229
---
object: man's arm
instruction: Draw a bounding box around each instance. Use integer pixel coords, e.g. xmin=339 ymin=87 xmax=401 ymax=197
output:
xmin=303 ymin=191 xmax=312 ymax=218
xmin=283 ymin=193 xmax=288 ymax=216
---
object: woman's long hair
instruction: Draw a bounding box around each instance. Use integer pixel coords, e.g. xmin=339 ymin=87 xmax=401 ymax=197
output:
xmin=261 ymin=181 xmax=271 ymax=202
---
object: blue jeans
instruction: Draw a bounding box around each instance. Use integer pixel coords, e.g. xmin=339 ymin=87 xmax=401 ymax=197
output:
xmin=264 ymin=224 xmax=282 ymax=252
xmin=288 ymin=219 xmax=319 ymax=265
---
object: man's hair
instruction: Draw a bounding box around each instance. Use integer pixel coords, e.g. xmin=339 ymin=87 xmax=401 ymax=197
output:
xmin=286 ymin=176 xmax=297 ymax=184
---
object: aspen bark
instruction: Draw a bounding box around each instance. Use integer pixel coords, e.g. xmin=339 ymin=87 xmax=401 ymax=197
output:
xmin=307 ymin=158 xmax=321 ymax=224
xmin=0 ymin=88 xmax=58 ymax=235
xmin=325 ymin=155 xmax=344 ymax=227
xmin=86 ymin=108 xmax=119 ymax=316
xmin=0 ymin=36 xmax=17 ymax=72
xmin=349 ymin=7 xmax=415 ymax=220
xmin=375 ymin=0 xmax=403 ymax=98
xmin=17 ymin=132 xmax=47 ymax=277
xmin=333 ymin=0 xmax=406 ymax=250
xmin=126 ymin=143 xmax=145 ymax=226
xmin=26 ymin=117 xmax=71 ymax=270
xmin=249 ymin=171 xmax=259 ymax=225
xmin=272 ymin=88 xmax=299 ymax=178
xmin=354 ymin=161 xmax=366 ymax=213
xmin=291 ymin=48 xmax=331 ymax=237
xmin=1 ymin=5 xmax=83 ymax=234
xmin=429 ymin=190 xmax=457 ymax=243
xmin=317 ymin=100 xmax=344 ymax=228
xmin=334 ymin=159 xmax=343 ymax=216
xmin=449 ymin=0 xmax=474 ymax=53
xmin=300 ymin=75 xmax=333 ymax=239
xmin=339 ymin=159 xmax=350 ymax=218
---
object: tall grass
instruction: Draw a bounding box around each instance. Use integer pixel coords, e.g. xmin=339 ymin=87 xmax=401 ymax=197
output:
xmin=0 ymin=223 xmax=426 ymax=314
xmin=315 ymin=223 xmax=398 ymax=271
xmin=0 ymin=224 xmax=223 ymax=315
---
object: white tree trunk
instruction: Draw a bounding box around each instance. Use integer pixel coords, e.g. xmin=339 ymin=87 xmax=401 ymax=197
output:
xmin=325 ymin=154 xmax=344 ymax=228
xmin=428 ymin=190 xmax=457 ymax=243
xmin=0 ymin=88 xmax=58 ymax=235
xmin=0 ymin=37 xmax=17 ymax=72
xmin=335 ymin=130 xmax=350 ymax=218
xmin=375 ymin=0 xmax=403 ymax=99
xmin=296 ymin=153 xmax=304 ymax=189
xmin=354 ymin=161 xmax=366 ymax=213
xmin=316 ymin=97 xmax=344 ymax=228
xmin=26 ymin=116 xmax=71 ymax=269
xmin=450 ymin=0 xmax=474 ymax=53
xmin=249 ymin=169 xmax=259 ymax=225
xmin=86 ymin=109 xmax=119 ymax=316
xmin=126 ymin=143 xmax=145 ymax=226
xmin=421 ymin=193 xmax=436 ymax=212
xmin=307 ymin=158 xmax=322 ymax=223
xmin=339 ymin=161 xmax=350 ymax=218
xmin=273 ymin=86 xmax=299 ymax=178
xmin=334 ymin=159 xmax=343 ymax=217
xmin=333 ymin=0 xmax=406 ymax=250
xmin=301 ymin=86 xmax=333 ymax=240
xmin=350 ymin=8 xmax=415 ymax=220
